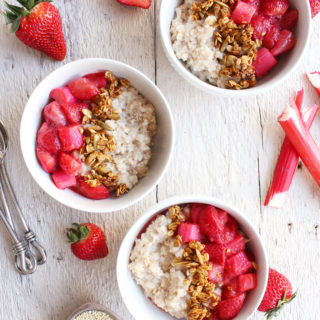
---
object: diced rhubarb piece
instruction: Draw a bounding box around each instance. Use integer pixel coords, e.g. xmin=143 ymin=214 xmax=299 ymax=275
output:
xmin=265 ymin=103 xmax=319 ymax=208
xmin=278 ymin=104 xmax=320 ymax=187
xmin=225 ymin=235 xmax=246 ymax=258
xmin=231 ymin=1 xmax=256 ymax=24
xmin=117 ymin=0 xmax=151 ymax=9
xmin=307 ymin=72 xmax=320 ymax=97
xmin=199 ymin=205 xmax=224 ymax=240
xmin=216 ymin=293 xmax=246 ymax=320
xmin=222 ymin=278 xmax=239 ymax=299
xmin=225 ymin=252 xmax=253 ymax=276
xmin=43 ymin=101 xmax=67 ymax=127
xmin=263 ymin=25 xmax=281 ymax=49
xmin=58 ymin=125 xmax=83 ymax=151
xmin=36 ymin=146 xmax=57 ymax=173
xmin=238 ymin=273 xmax=257 ymax=292
xmin=84 ymin=72 xmax=107 ymax=88
xmin=254 ymin=48 xmax=277 ymax=77
xmin=59 ymin=152 xmax=81 ymax=175
xmin=281 ymin=9 xmax=299 ymax=30
xmin=271 ymin=30 xmax=296 ymax=56
xmin=37 ymin=122 xmax=61 ymax=154
xmin=75 ymin=178 xmax=110 ymax=200
xmin=296 ymin=88 xmax=304 ymax=110
xmin=251 ymin=14 xmax=271 ymax=40
xmin=190 ymin=203 xmax=205 ymax=224
xmin=208 ymin=264 xmax=224 ymax=284
xmin=52 ymin=170 xmax=77 ymax=189
xmin=61 ymin=102 xmax=89 ymax=124
xmin=178 ymin=222 xmax=201 ymax=242
xmin=49 ymin=86 xmax=76 ymax=105
xmin=260 ymin=0 xmax=289 ymax=16
xmin=205 ymin=243 xmax=226 ymax=265
xmin=68 ymin=77 xmax=100 ymax=100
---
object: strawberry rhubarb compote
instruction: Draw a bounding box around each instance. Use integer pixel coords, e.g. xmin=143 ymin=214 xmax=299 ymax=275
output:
xmin=129 ymin=204 xmax=258 ymax=320
xmin=171 ymin=0 xmax=298 ymax=90
xmin=36 ymin=71 xmax=157 ymax=199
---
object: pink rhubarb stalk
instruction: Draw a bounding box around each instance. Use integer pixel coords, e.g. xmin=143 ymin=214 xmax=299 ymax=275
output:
xmin=278 ymin=104 xmax=320 ymax=188
xmin=307 ymin=72 xmax=320 ymax=97
xmin=265 ymin=96 xmax=318 ymax=208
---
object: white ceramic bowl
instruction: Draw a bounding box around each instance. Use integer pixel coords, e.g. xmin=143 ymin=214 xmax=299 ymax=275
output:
xmin=20 ymin=58 xmax=174 ymax=212
xmin=160 ymin=0 xmax=311 ymax=97
xmin=117 ymin=196 xmax=268 ymax=320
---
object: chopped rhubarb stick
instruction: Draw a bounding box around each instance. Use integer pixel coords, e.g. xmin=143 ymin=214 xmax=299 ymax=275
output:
xmin=265 ymin=104 xmax=319 ymax=207
xmin=295 ymin=89 xmax=304 ymax=110
xmin=307 ymin=72 xmax=320 ymax=97
xmin=278 ymin=105 xmax=320 ymax=188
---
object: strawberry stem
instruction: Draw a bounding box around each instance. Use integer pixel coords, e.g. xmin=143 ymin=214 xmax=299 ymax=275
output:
xmin=66 ymin=223 xmax=89 ymax=243
xmin=265 ymin=291 xmax=297 ymax=319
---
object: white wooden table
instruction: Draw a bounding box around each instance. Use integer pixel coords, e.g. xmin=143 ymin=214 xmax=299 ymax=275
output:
xmin=0 ymin=1 xmax=319 ymax=319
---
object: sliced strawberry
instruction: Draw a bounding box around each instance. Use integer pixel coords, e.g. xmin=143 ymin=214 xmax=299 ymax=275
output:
xmin=263 ymin=24 xmax=281 ymax=49
xmin=49 ymin=86 xmax=76 ymax=105
xmin=260 ymin=0 xmax=289 ymax=16
xmin=117 ymin=0 xmax=151 ymax=9
xmin=36 ymin=146 xmax=57 ymax=173
xmin=199 ymin=205 xmax=224 ymax=240
xmin=280 ymin=9 xmax=298 ymax=30
xmin=208 ymin=264 xmax=224 ymax=284
xmin=59 ymin=152 xmax=81 ymax=175
xmin=254 ymin=48 xmax=278 ymax=77
xmin=225 ymin=252 xmax=253 ymax=277
xmin=251 ymin=14 xmax=271 ymax=40
xmin=231 ymin=1 xmax=256 ymax=24
xmin=68 ymin=77 xmax=100 ymax=100
xmin=307 ymin=72 xmax=320 ymax=97
xmin=205 ymin=243 xmax=226 ymax=265
xmin=271 ymin=29 xmax=296 ymax=56
xmin=244 ymin=0 xmax=261 ymax=9
xmin=216 ymin=293 xmax=246 ymax=320
xmin=213 ymin=216 xmax=238 ymax=244
xmin=58 ymin=125 xmax=83 ymax=151
xmin=178 ymin=222 xmax=201 ymax=242
xmin=75 ymin=178 xmax=110 ymax=200
xmin=61 ymin=102 xmax=89 ymax=124
xmin=43 ymin=101 xmax=67 ymax=127
xmin=222 ymin=278 xmax=239 ymax=299
xmin=52 ymin=170 xmax=77 ymax=189
xmin=37 ymin=122 xmax=61 ymax=154
xmin=84 ymin=72 xmax=107 ymax=88
xmin=190 ymin=203 xmax=206 ymax=224
xmin=225 ymin=235 xmax=246 ymax=258
xmin=238 ymin=273 xmax=258 ymax=292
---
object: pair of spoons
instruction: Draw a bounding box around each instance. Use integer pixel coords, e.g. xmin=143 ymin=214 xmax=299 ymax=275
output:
xmin=0 ymin=121 xmax=46 ymax=275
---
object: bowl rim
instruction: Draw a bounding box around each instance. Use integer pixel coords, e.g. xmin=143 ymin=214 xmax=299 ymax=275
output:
xmin=117 ymin=195 xmax=269 ymax=320
xmin=20 ymin=58 xmax=175 ymax=212
xmin=159 ymin=0 xmax=312 ymax=97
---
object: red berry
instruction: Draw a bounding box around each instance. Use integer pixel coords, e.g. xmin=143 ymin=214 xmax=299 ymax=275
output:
xmin=52 ymin=170 xmax=77 ymax=189
xmin=43 ymin=101 xmax=67 ymax=127
xmin=61 ymin=102 xmax=89 ymax=124
xmin=50 ymin=87 xmax=76 ymax=105
xmin=231 ymin=1 xmax=257 ymax=24
xmin=68 ymin=77 xmax=100 ymax=100
xmin=205 ymin=243 xmax=226 ymax=265
xmin=225 ymin=235 xmax=246 ymax=258
xmin=59 ymin=152 xmax=81 ymax=175
xmin=310 ymin=0 xmax=320 ymax=18
xmin=225 ymin=252 xmax=253 ymax=277
xmin=271 ymin=29 xmax=296 ymax=56
xmin=37 ymin=122 xmax=61 ymax=154
xmin=36 ymin=146 xmax=57 ymax=173
xmin=222 ymin=278 xmax=239 ymax=299
xmin=254 ymin=48 xmax=278 ymax=77
xmin=238 ymin=273 xmax=258 ymax=292
xmin=198 ymin=205 xmax=224 ymax=239
xmin=263 ymin=25 xmax=281 ymax=49
xmin=84 ymin=72 xmax=107 ymax=88
xmin=117 ymin=0 xmax=151 ymax=9
xmin=216 ymin=293 xmax=246 ymax=320
xmin=213 ymin=215 xmax=238 ymax=244
xmin=58 ymin=125 xmax=83 ymax=151
xmin=208 ymin=264 xmax=224 ymax=284
xmin=190 ymin=203 xmax=206 ymax=224
xmin=178 ymin=223 xmax=201 ymax=242
xmin=75 ymin=178 xmax=110 ymax=200
xmin=67 ymin=223 xmax=109 ymax=261
xmin=280 ymin=9 xmax=299 ymax=30
xmin=260 ymin=0 xmax=289 ymax=16
xmin=250 ymin=14 xmax=271 ymax=40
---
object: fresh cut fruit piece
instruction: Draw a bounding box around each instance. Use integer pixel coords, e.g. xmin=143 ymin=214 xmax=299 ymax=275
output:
xmin=225 ymin=251 xmax=253 ymax=276
xmin=307 ymin=71 xmax=320 ymax=97
xmin=43 ymin=101 xmax=67 ymax=127
xmin=263 ymin=25 xmax=281 ymax=50
xmin=117 ymin=0 xmax=152 ymax=9
xmin=52 ymin=170 xmax=76 ymax=189
xmin=258 ymin=268 xmax=296 ymax=318
xmin=310 ymin=0 xmax=320 ymax=18
xmin=61 ymin=102 xmax=89 ymax=124
xmin=3 ymin=1 xmax=66 ymax=60
xmin=213 ymin=215 xmax=238 ymax=244
xmin=222 ymin=278 xmax=239 ymax=299
xmin=178 ymin=222 xmax=201 ymax=242
xmin=36 ymin=147 xmax=56 ymax=173
xmin=190 ymin=203 xmax=205 ymax=224
xmin=58 ymin=125 xmax=83 ymax=151
xmin=198 ymin=205 xmax=224 ymax=239
xmin=260 ymin=0 xmax=289 ymax=16
xmin=216 ymin=293 xmax=246 ymax=320
xmin=68 ymin=77 xmax=100 ymax=100
xmin=231 ymin=1 xmax=256 ymax=24
xmin=67 ymin=222 xmax=109 ymax=260
xmin=251 ymin=14 xmax=271 ymax=40
xmin=280 ymin=9 xmax=299 ymax=30
xmin=76 ymin=178 xmax=110 ymax=200
xmin=50 ymin=87 xmax=76 ymax=105
xmin=84 ymin=72 xmax=107 ymax=88
xmin=238 ymin=273 xmax=257 ymax=292
xmin=208 ymin=264 xmax=224 ymax=284
xmin=59 ymin=152 xmax=81 ymax=175
xmin=271 ymin=30 xmax=296 ymax=56
xmin=205 ymin=243 xmax=226 ymax=266
xmin=37 ymin=122 xmax=61 ymax=154
xmin=225 ymin=235 xmax=246 ymax=258
xmin=254 ymin=48 xmax=278 ymax=77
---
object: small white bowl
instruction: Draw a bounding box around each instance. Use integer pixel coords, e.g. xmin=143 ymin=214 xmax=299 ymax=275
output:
xmin=117 ymin=196 xmax=268 ymax=320
xmin=67 ymin=303 xmax=121 ymax=320
xmin=160 ymin=0 xmax=311 ymax=97
xmin=20 ymin=58 xmax=174 ymax=212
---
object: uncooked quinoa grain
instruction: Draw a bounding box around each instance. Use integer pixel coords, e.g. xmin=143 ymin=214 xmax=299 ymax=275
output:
xmin=74 ymin=310 xmax=114 ymax=320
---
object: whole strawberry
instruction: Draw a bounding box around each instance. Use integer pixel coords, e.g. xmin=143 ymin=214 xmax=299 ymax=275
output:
xmin=310 ymin=0 xmax=320 ymax=18
xmin=67 ymin=223 xmax=109 ymax=261
xmin=258 ymin=268 xmax=297 ymax=319
xmin=3 ymin=0 xmax=66 ymax=61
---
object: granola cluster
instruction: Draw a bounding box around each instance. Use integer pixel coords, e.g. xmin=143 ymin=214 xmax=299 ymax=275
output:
xmin=192 ymin=0 xmax=259 ymax=89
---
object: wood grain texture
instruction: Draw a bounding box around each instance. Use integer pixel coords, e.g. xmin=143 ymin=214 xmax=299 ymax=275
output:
xmin=0 ymin=0 xmax=319 ymax=319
